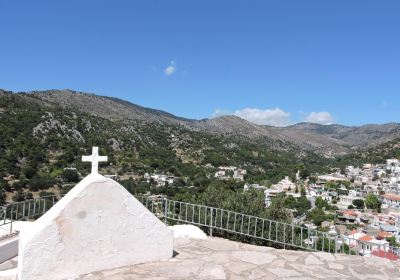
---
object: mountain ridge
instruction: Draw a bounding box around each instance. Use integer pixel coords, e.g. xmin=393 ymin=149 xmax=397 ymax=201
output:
xmin=2 ymin=88 xmax=400 ymax=156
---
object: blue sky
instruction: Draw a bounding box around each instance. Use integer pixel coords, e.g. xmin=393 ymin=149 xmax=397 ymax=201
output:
xmin=1 ymin=1 xmax=399 ymax=126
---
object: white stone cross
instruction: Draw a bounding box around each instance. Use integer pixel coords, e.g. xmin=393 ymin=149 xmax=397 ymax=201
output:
xmin=82 ymin=147 xmax=108 ymax=174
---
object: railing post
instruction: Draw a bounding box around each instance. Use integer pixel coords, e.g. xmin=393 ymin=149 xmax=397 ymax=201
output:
xmin=300 ymin=227 xmax=303 ymax=248
xmin=291 ymin=224 xmax=294 ymax=246
xmin=334 ymin=235 xmax=338 ymax=254
xmin=10 ymin=209 xmax=13 ymax=235
xmin=210 ymin=208 xmax=213 ymax=237
xmin=164 ymin=198 xmax=168 ymax=224
xmin=2 ymin=206 xmax=6 ymax=225
xmin=28 ymin=201 xmax=31 ymax=219
xmin=33 ymin=200 xmax=36 ymax=217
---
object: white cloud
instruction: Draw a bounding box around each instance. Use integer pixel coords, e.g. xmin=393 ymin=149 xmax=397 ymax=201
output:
xmin=212 ymin=109 xmax=231 ymax=118
xmin=304 ymin=111 xmax=334 ymax=124
xmin=233 ymin=107 xmax=292 ymax=126
xmin=164 ymin=61 xmax=177 ymax=76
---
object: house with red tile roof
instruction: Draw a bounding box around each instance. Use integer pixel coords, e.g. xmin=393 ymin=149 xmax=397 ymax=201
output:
xmin=382 ymin=194 xmax=400 ymax=207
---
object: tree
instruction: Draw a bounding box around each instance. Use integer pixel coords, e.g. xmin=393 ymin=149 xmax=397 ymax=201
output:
xmin=62 ymin=169 xmax=80 ymax=182
xmin=307 ymin=208 xmax=333 ymax=226
xmin=120 ymin=178 xmax=136 ymax=194
xmin=365 ymin=194 xmax=381 ymax=210
xmin=296 ymin=196 xmax=311 ymax=215
xmin=300 ymin=169 xmax=310 ymax=179
xmin=352 ymin=199 xmax=364 ymax=209
xmin=12 ymin=191 xmax=25 ymax=202
xmin=316 ymin=237 xmax=335 ymax=253
xmin=198 ymin=181 xmax=230 ymax=208
xmin=0 ymin=179 xmax=10 ymax=192
xmin=284 ymin=196 xmax=297 ymax=209
xmin=28 ymin=175 xmax=55 ymax=191
xmin=0 ymin=189 xmax=5 ymax=205
xmin=284 ymin=195 xmax=310 ymax=216
xmin=136 ymin=181 xmax=150 ymax=194
xmin=266 ymin=194 xmax=292 ymax=222
xmin=315 ymin=197 xmax=328 ymax=209
xmin=39 ymin=191 xmax=55 ymax=197
xmin=22 ymin=165 xmax=37 ymax=179
xmin=25 ymin=192 xmax=33 ymax=199
xmin=12 ymin=180 xmax=27 ymax=191
xmin=386 ymin=236 xmax=397 ymax=247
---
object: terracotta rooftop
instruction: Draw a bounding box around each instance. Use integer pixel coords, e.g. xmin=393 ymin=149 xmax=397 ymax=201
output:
xmin=382 ymin=194 xmax=400 ymax=201
xmin=372 ymin=250 xmax=399 ymax=261
xmin=358 ymin=235 xmax=374 ymax=242
xmin=377 ymin=231 xmax=393 ymax=239
xmin=343 ymin=210 xmax=358 ymax=217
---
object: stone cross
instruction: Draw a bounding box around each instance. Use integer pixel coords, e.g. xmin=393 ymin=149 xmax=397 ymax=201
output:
xmin=82 ymin=147 xmax=108 ymax=174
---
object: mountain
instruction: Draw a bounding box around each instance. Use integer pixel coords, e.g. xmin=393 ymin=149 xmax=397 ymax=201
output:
xmin=22 ymin=89 xmax=193 ymax=125
xmin=0 ymin=88 xmax=399 ymax=204
xmin=2 ymin=89 xmax=400 ymax=157
xmin=285 ymin=122 xmax=400 ymax=150
xmin=13 ymin=89 xmax=400 ymax=154
xmin=0 ymin=89 xmax=323 ymax=191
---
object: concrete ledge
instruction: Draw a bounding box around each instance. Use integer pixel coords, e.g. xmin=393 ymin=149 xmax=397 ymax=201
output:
xmin=0 ymin=237 xmax=19 ymax=264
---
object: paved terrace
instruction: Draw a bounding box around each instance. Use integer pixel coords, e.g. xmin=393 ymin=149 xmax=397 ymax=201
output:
xmin=10 ymin=236 xmax=398 ymax=280
xmin=78 ymin=237 xmax=400 ymax=280
xmin=1 ymin=236 xmax=399 ymax=279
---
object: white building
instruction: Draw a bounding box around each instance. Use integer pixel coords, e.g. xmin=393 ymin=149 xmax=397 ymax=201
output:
xmin=271 ymin=176 xmax=296 ymax=192
xmin=215 ymin=167 xmax=246 ymax=181
xmin=244 ymin=183 xmax=267 ymax=192
xmin=387 ymin=159 xmax=400 ymax=173
xmin=145 ymin=174 xmax=175 ymax=187
xmin=381 ymin=194 xmax=400 ymax=208
xmin=318 ymin=174 xmax=348 ymax=182
xmin=356 ymin=236 xmax=390 ymax=257
xmin=233 ymin=169 xmax=247 ymax=181
xmin=264 ymin=177 xmax=299 ymax=207
xmin=338 ymin=190 xmax=363 ymax=210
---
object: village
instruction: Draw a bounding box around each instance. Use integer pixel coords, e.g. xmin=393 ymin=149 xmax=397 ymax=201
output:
xmin=139 ymin=158 xmax=400 ymax=259
xmin=240 ymin=158 xmax=400 ymax=259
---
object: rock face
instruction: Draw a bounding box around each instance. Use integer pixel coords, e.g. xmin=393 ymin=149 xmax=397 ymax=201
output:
xmin=17 ymin=174 xmax=173 ymax=280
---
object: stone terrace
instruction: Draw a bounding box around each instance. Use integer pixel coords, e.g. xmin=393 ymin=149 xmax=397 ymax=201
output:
xmin=1 ymin=236 xmax=399 ymax=280
xmin=77 ymin=237 xmax=399 ymax=280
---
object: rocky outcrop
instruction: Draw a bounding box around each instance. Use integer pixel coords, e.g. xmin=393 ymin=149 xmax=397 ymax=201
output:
xmin=32 ymin=112 xmax=85 ymax=143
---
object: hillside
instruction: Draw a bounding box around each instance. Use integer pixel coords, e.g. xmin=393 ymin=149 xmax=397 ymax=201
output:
xmin=0 ymin=88 xmax=399 ymax=204
xmin=286 ymin=122 xmax=400 ymax=148
xmin=3 ymin=89 xmax=400 ymax=156
xmin=0 ymin=89 xmax=333 ymax=204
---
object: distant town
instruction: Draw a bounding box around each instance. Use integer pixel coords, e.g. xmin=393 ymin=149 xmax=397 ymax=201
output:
xmin=130 ymin=158 xmax=400 ymax=258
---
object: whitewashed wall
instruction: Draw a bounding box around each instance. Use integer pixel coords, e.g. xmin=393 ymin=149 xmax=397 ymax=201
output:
xmin=17 ymin=174 xmax=173 ymax=280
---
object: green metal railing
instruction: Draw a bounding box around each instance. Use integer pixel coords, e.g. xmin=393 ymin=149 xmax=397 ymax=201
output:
xmin=1 ymin=195 xmax=58 ymax=235
xmin=1 ymin=194 xmax=399 ymax=261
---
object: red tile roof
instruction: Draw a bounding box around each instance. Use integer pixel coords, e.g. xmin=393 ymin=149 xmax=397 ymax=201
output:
xmin=343 ymin=210 xmax=358 ymax=217
xmin=358 ymin=235 xmax=374 ymax=242
xmin=377 ymin=231 xmax=393 ymax=239
xmin=372 ymin=250 xmax=399 ymax=261
xmin=349 ymin=229 xmax=357 ymax=235
xmin=382 ymin=194 xmax=400 ymax=201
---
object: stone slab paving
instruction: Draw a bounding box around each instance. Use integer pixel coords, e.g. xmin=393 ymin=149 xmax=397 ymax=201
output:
xmin=1 ymin=237 xmax=400 ymax=280
xmin=76 ymin=237 xmax=400 ymax=280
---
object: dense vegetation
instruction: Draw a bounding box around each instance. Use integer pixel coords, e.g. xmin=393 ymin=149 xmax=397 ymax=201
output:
xmin=0 ymin=92 xmax=334 ymax=205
